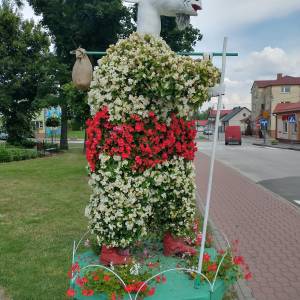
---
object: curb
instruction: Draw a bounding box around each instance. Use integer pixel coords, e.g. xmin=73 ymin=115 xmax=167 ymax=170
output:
xmin=252 ymin=143 xmax=300 ymax=151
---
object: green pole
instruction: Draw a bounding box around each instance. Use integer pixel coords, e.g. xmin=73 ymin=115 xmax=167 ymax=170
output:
xmin=83 ymin=51 xmax=238 ymax=57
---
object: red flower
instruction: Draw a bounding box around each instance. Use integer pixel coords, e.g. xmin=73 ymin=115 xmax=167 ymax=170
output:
xmin=82 ymin=289 xmax=94 ymax=296
xmin=93 ymin=275 xmax=100 ymax=281
xmin=66 ymin=288 xmax=76 ymax=297
xmin=244 ymin=272 xmax=252 ymax=280
xmin=162 ymin=276 xmax=167 ymax=283
xmin=104 ymin=275 xmax=111 ymax=282
xmin=75 ymin=277 xmax=84 ymax=287
xmin=203 ymin=253 xmax=210 ymax=262
xmin=124 ymin=285 xmax=134 ymax=293
xmin=82 ymin=277 xmax=88 ymax=284
xmin=135 ymin=123 xmax=144 ymax=132
xmin=111 ymin=292 xmax=116 ymax=300
xmin=148 ymin=287 xmax=156 ymax=296
xmin=207 ymin=263 xmax=218 ymax=272
xmin=155 ymin=276 xmax=161 ymax=283
xmin=148 ymin=111 xmax=155 ymax=118
xmin=72 ymin=262 xmax=80 ymax=273
xmin=195 ymin=233 xmax=202 ymax=246
xmin=234 ymin=256 xmax=245 ymax=265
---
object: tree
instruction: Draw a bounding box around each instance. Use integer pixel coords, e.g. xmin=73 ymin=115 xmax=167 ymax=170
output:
xmin=26 ymin=1 xmax=203 ymax=149
xmin=0 ymin=0 xmax=53 ymax=145
xmin=161 ymin=17 xmax=202 ymax=52
xmin=27 ymin=0 xmax=134 ymax=149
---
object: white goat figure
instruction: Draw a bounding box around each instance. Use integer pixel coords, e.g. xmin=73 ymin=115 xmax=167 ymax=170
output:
xmin=124 ymin=0 xmax=202 ymax=37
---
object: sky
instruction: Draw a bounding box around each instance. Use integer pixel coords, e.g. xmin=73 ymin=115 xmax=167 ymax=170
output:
xmin=21 ymin=0 xmax=300 ymax=111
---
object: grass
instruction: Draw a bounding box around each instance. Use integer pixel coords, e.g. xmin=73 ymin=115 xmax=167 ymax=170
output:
xmin=0 ymin=146 xmax=90 ymax=299
xmin=68 ymin=130 xmax=85 ymax=140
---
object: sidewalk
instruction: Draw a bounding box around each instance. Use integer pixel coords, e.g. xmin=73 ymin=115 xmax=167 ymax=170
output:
xmin=252 ymin=141 xmax=300 ymax=151
xmin=195 ymin=152 xmax=300 ymax=300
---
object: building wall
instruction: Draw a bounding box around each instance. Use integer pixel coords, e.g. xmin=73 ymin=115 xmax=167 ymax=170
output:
xmin=228 ymin=108 xmax=251 ymax=133
xmin=252 ymin=84 xmax=300 ymax=137
xmin=270 ymin=86 xmax=300 ymax=132
xmin=276 ymin=112 xmax=300 ymax=142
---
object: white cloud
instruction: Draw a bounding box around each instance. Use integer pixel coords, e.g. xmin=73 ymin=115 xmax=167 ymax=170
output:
xmin=208 ymin=47 xmax=300 ymax=111
xmin=234 ymin=47 xmax=300 ymax=79
xmin=192 ymin=0 xmax=300 ymax=36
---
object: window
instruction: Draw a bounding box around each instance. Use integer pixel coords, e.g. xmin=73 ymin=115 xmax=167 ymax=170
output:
xmin=283 ymin=121 xmax=288 ymax=133
xmin=281 ymin=86 xmax=291 ymax=93
xmin=293 ymin=122 xmax=297 ymax=133
xmin=261 ymin=104 xmax=265 ymax=110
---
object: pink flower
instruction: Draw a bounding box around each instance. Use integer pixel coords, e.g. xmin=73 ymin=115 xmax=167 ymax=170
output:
xmin=244 ymin=272 xmax=252 ymax=280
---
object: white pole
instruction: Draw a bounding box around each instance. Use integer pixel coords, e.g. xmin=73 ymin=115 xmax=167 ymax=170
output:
xmin=197 ymin=37 xmax=228 ymax=276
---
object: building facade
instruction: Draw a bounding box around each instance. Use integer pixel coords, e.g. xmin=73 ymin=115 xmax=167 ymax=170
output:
xmin=208 ymin=109 xmax=232 ymax=132
xmin=31 ymin=107 xmax=61 ymax=140
xmin=222 ymin=107 xmax=251 ymax=134
xmin=273 ymin=102 xmax=300 ymax=143
xmin=251 ymin=74 xmax=300 ymax=137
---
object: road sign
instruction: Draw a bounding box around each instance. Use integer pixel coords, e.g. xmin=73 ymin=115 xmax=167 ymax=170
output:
xmin=260 ymin=119 xmax=268 ymax=127
xmin=262 ymin=111 xmax=270 ymax=119
xmin=288 ymin=114 xmax=296 ymax=123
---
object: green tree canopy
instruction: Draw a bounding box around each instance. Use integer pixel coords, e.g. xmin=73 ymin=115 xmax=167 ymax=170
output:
xmin=0 ymin=0 xmax=53 ymax=144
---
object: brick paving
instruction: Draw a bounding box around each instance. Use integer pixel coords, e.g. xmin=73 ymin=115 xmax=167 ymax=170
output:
xmin=195 ymin=152 xmax=300 ymax=300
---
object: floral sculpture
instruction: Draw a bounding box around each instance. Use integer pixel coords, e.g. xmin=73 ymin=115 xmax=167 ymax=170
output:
xmin=85 ymin=33 xmax=219 ymax=265
xmin=125 ymin=0 xmax=203 ymax=36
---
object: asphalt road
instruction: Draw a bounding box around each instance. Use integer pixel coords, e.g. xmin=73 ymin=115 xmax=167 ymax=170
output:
xmin=197 ymin=136 xmax=300 ymax=207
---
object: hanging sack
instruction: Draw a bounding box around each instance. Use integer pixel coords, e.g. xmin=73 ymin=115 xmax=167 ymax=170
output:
xmin=72 ymin=48 xmax=93 ymax=91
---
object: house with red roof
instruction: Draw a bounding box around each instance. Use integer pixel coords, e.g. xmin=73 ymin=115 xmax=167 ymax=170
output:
xmin=251 ymin=73 xmax=300 ymax=137
xmin=273 ymin=102 xmax=300 ymax=143
xmin=196 ymin=120 xmax=208 ymax=132
xmin=207 ymin=109 xmax=232 ymax=132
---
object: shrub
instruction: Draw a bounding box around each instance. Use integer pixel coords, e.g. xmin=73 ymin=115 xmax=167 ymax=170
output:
xmin=0 ymin=148 xmax=12 ymax=162
xmin=0 ymin=146 xmax=38 ymax=163
xmin=20 ymin=139 xmax=37 ymax=149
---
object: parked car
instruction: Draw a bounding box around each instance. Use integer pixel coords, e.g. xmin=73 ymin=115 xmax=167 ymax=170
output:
xmin=225 ymin=126 xmax=241 ymax=145
xmin=0 ymin=132 xmax=8 ymax=140
xmin=203 ymin=128 xmax=213 ymax=135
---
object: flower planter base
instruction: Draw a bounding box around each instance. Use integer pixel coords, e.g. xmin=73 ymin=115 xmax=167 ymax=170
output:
xmin=72 ymin=249 xmax=226 ymax=300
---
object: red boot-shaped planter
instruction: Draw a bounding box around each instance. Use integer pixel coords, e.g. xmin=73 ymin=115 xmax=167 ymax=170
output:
xmin=100 ymin=245 xmax=132 ymax=266
xmin=163 ymin=232 xmax=197 ymax=257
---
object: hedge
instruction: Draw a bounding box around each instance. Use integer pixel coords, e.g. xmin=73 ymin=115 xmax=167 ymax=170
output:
xmin=0 ymin=146 xmax=38 ymax=163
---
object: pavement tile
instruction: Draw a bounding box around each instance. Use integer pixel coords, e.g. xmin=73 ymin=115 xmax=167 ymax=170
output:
xmin=195 ymin=152 xmax=300 ymax=300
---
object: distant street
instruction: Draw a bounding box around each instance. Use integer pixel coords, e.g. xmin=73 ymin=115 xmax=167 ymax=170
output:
xmin=197 ymin=136 xmax=300 ymax=207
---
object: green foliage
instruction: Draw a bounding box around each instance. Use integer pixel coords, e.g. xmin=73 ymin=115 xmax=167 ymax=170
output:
xmin=19 ymin=139 xmax=37 ymax=149
xmin=161 ymin=17 xmax=203 ymax=52
xmin=0 ymin=1 xmax=54 ymax=145
xmin=0 ymin=145 xmax=38 ymax=163
xmin=28 ymin=0 xmax=134 ymax=65
xmin=82 ymin=265 xmax=153 ymax=299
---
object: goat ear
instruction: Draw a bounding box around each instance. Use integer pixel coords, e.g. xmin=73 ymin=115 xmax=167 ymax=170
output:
xmin=123 ymin=0 xmax=139 ymax=3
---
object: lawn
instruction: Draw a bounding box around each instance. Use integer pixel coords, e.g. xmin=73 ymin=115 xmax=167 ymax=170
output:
xmin=68 ymin=130 xmax=85 ymax=140
xmin=0 ymin=146 xmax=90 ymax=299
